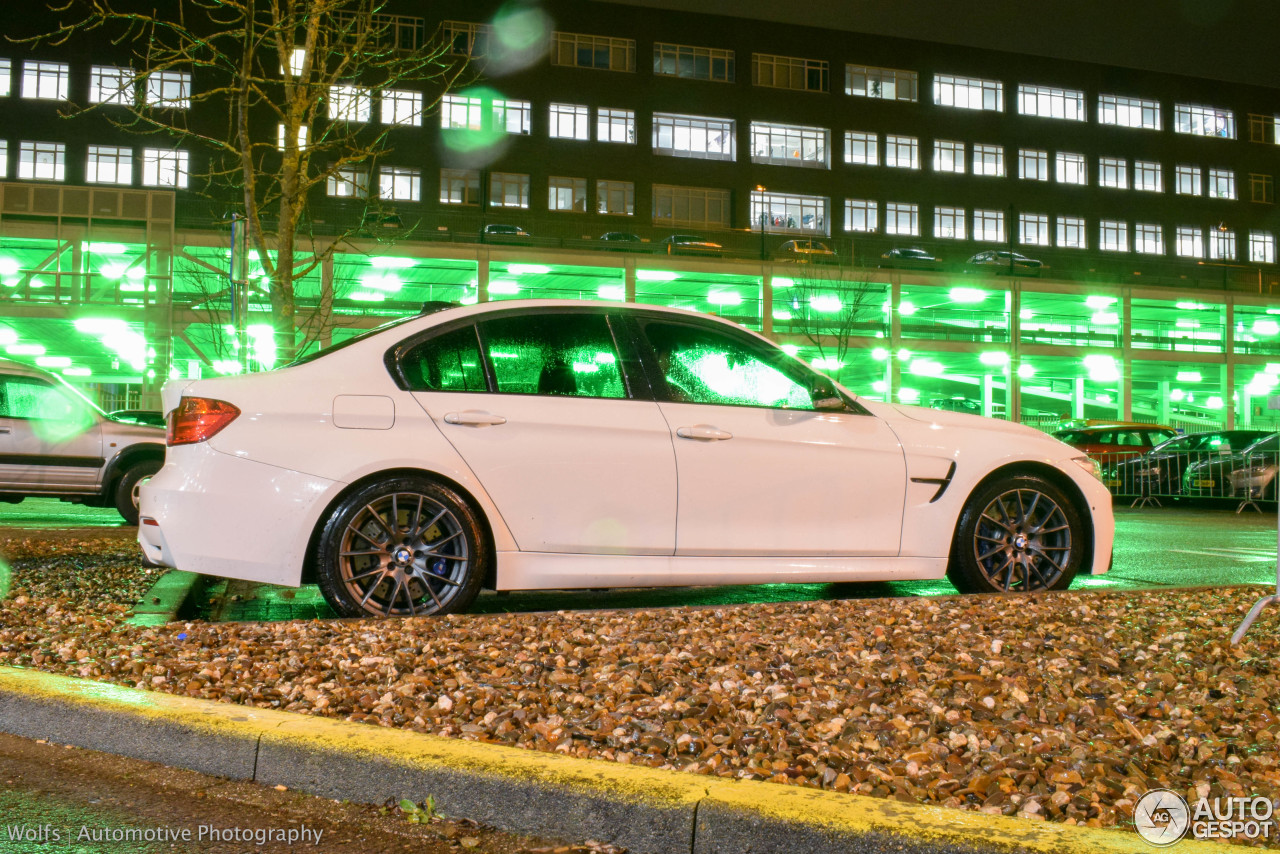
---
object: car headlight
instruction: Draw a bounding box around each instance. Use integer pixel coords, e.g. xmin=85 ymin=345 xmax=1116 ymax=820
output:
xmin=1072 ymin=456 xmax=1102 ymax=481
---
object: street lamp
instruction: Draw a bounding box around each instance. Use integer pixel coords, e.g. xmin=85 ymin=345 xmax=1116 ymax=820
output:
xmin=756 ymin=185 xmax=767 ymax=260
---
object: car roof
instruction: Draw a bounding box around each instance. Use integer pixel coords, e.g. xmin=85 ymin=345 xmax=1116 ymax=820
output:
xmin=0 ymin=357 xmax=56 ymax=380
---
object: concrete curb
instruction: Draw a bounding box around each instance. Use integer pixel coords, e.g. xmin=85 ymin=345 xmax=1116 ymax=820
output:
xmin=0 ymin=666 xmax=1222 ymax=854
xmin=128 ymin=569 xmax=205 ymax=626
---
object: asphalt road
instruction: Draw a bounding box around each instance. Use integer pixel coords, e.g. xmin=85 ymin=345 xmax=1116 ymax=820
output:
xmin=2 ymin=497 xmax=1276 ymax=621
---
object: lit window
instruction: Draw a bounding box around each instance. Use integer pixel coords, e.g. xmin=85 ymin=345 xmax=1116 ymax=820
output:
xmin=1017 ymin=84 xmax=1084 ymax=121
xmin=652 ymin=184 xmax=730 ymax=228
xmin=552 ymin=32 xmax=635 ymax=72
xmin=844 ymin=131 xmax=877 ymax=166
xmin=275 ymin=123 xmax=308 ymax=151
xmin=750 ymin=121 xmax=829 ymax=168
xmin=89 ymin=66 xmax=135 ymax=105
xmin=86 ymin=145 xmax=132 ymax=184
xmin=933 ymin=73 xmax=1002 ymax=111
xmin=378 ymin=166 xmax=420 ymax=201
xmin=1019 ymin=213 xmax=1049 ymax=246
xmin=845 ymin=64 xmax=917 ymax=101
xmin=0 ymin=141 xmax=6 ymax=178
xmin=327 ymin=167 xmax=367 ymax=197
xmin=382 ymin=89 xmax=423 ymax=125
xmin=442 ymin=20 xmax=491 ymax=57
xmin=652 ymin=112 xmax=735 ymax=161
xmin=493 ymin=99 xmax=532 ymax=134
xmin=1174 ymin=104 xmax=1235 ymax=139
xmin=550 ymin=103 xmax=590 ymax=140
xmin=1175 ymin=226 xmax=1204 ymax=258
xmin=145 ymin=71 xmax=191 ymax=109
xmin=885 ymin=202 xmax=919 ymax=236
xmin=441 ymin=94 xmax=480 ymax=130
xmin=1175 ymin=165 xmax=1202 ymax=196
xmin=1099 ymin=220 xmax=1128 ymax=252
xmin=933 ymin=140 xmax=965 ymax=174
xmin=597 ymin=108 xmax=634 ymax=143
xmin=934 ymin=206 xmax=966 ymax=239
xmin=750 ymin=190 xmax=829 ymax=234
xmin=973 ymin=209 xmax=1004 ymax=242
xmin=752 ymin=53 xmax=827 ymax=92
xmin=21 ymin=61 xmax=68 ymax=100
xmin=548 ymin=176 xmax=587 ymax=211
xmin=597 ymin=179 xmax=634 ymax=215
xmin=1209 ymin=228 xmax=1236 ymax=261
xmin=1098 ymin=157 xmax=1127 ymax=189
xmin=17 ymin=141 xmax=65 ymax=181
xmin=1251 ymin=173 xmax=1275 ymax=204
xmin=885 ymin=135 xmax=918 ymax=169
xmin=1055 ymin=152 xmax=1086 ymax=185
xmin=1208 ymin=169 xmax=1236 ymax=200
xmin=844 ymin=199 xmax=878 ymax=232
xmin=1134 ymin=161 xmax=1163 ymax=192
xmin=1135 ymin=223 xmax=1163 ymax=255
xmin=1098 ymin=95 xmax=1161 ymax=130
xmin=1056 ymin=216 xmax=1085 ymax=249
xmin=329 ymin=85 xmax=371 ymax=122
xmin=440 ymin=168 xmax=479 ymax=205
xmin=489 ymin=172 xmax=529 ymax=208
xmin=141 ymin=148 xmax=188 ymax=187
xmin=654 ymin=43 xmax=734 ymax=82
xmin=0 ymin=60 xmax=9 ymax=97
xmin=1249 ymin=231 xmax=1275 ymax=264
xmin=972 ymin=144 xmax=1004 ymax=177
xmin=282 ymin=48 xmax=307 ymax=77
xmin=1018 ymin=148 xmax=1048 ymax=181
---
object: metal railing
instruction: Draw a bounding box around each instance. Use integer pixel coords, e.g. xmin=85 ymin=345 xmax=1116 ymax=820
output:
xmin=1091 ymin=447 xmax=1279 ymax=509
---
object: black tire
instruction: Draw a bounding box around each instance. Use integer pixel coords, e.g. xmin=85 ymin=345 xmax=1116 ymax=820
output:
xmin=315 ymin=476 xmax=487 ymax=618
xmin=113 ymin=459 xmax=162 ymax=526
xmin=947 ymin=474 xmax=1083 ymax=594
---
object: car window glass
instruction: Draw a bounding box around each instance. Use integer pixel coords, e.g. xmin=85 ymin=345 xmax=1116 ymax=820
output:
xmin=1114 ymin=431 xmax=1145 ymax=447
xmin=643 ymin=321 xmax=814 ymax=410
xmin=480 ymin=313 xmax=625 ymax=399
xmin=0 ymin=377 xmax=96 ymax=442
xmin=400 ymin=325 xmax=488 ymax=393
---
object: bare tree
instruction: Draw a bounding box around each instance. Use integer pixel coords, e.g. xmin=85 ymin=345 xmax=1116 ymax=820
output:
xmin=25 ymin=0 xmax=469 ymax=361
xmin=778 ymin=263 xmax=881 ymax=380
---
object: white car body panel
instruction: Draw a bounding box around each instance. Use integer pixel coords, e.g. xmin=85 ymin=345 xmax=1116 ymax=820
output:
xmin=139 ymin=299 xmax=1114 ymax=595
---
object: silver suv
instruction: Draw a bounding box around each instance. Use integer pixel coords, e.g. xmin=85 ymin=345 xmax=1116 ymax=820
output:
xmin=0 ymin=358 xmax=165 ymax=524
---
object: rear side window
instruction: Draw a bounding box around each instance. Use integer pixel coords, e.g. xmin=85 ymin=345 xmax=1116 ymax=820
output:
xmin=479 ymin=313 xmax=626 ymax=399
xmin=400 ymin=326 xmax=488 ymax=392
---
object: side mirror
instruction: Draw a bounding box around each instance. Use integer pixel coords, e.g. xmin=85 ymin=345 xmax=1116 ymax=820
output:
xmin=810 ymin=379 xmax=846 ymax=411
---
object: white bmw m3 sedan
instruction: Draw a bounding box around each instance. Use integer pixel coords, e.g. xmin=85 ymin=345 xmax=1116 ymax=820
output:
xmin=139 ymin=300 xmax=1114 ymax=619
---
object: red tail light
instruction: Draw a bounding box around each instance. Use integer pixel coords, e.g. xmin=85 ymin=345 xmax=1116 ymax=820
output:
xmin=168 ymin=397 xmax=241 ymax=446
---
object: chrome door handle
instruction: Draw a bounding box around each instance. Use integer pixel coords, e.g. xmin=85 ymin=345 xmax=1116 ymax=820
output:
xmin=0 ymin=427 xmax=10 ymax=434
xmin=443 ymin=411 xmax=507 ymax=427
xmin=676 ymin=425 xmax=733 ymax=441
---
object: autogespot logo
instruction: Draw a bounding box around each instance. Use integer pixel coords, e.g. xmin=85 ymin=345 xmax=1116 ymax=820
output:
xmin=1134 ymin=789 xmax=1190 ymax=846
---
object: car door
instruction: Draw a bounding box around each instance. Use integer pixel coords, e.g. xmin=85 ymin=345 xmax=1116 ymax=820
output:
xmin=637 ymin=316 xmax=906 ymax=557
xmin=0 ymin=372 xmax=103 ymax=491
xmin=402 ymin=309 xmax=677 ymax=555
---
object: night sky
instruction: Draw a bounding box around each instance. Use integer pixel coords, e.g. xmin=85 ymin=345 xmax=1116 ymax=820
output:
xmin=596 ymin=0 xmax=1278 ymax=89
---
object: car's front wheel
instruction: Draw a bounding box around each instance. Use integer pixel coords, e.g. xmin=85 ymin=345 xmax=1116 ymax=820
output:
xmin=315 ymin=476 xmax=487 ymax=618
xmin=114 ymin=459 xmax=162 ymax=526
xmin=947 ymin=474 xmax=1083 ymax=594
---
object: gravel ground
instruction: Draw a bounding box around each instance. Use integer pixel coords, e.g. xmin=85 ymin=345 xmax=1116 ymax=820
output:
xmin=1 ymin=532 xmax=1279 ymax=837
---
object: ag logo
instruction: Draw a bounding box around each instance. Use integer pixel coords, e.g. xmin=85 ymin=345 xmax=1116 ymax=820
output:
xmin=1135 ymin=789 xmax=1190 ymax=846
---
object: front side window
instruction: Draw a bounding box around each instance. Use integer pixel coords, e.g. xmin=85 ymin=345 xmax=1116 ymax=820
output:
xmin=1175 ymin=103 xmax=1235 ymax=138
xmin=885 ymin=202 xmax=918 ymax=236
xmin=87 ymin=145 xmax=132 ymax=184
xmin=0 ymin=376 xmax=92 ymax=427
xmin=933 ymin=73 xmax=1002 ymax=111
xmin=382 ymin=89 xmax=423 ymax=125
xmin=1249 ymin=231 xmax=1276 ymax=264
xmin=1099 ymin=220 xmax=1128 ymax=252
xmin=482 ymin=313 xmax=626 ymax=399
xmin=141 ymin=148 xmax=188 ymax=187
xmin=1055 ymin=152 xmax=1086 ymax=185
xmin=1020 ymin=213 xmax=1049 ymax=246
xmin=972 ymin=144 xmax=1003 ymax=177
xmin=885 ymin=135 xmax=918 ymax=169
xmin=652 ymin=112 xmax=735 ymax=161
xmin=845 ymin=64 xmax=917 ymax=101
xmin=552 ymin=32 xmax=635 ymax=72
xmin=1019 ymin=148 xmax=1048 ymax=181
xmin=441 ymin=94 xmax=481 ymax=130
xmin=597 ymin=179 xmax=634 ymax=215
xmin=1176 ymin=226 xmax=1203 ymax=258
xmin=1056 ymin=216 xmax=1085 ymax=249
xmin=1099 ymin=157 xmax=1127 ymax=189
xmin=18 ymin=141 xmax=65 ymax=181
xmin=654 ymin=43 xmax=734 ymax=82
xmin=643 ymin=321 xmax=814 ymax=409
xmin=1208 ymin=169 xmax=1236 ymax=200
xmin=1099 ymin=94 xmax=1161 ymax=130
xmin=753 ymin=53 xmax=828 ymax=92
xmin=1135 ymin=160 xmax=1162 ymax=192
xmin=399 ymin=325 xmax=487 ymax=393
xmin=330 ymin=84 xmax=371 ymax=122
xmin=21 ymin=61 xmax=68 ymax=100
xmin=548 ymin=175 xmax=586 ymax=211
xmin=379 ymin=166 xmax=420 ymax=201
xmin=845 ymin=199 xmax=877 ymax=232
xmin=89 ymin=66 xmax=135 ymax=105
xmin=750 ymin=121 xmax=829 ymax=168
xmin=493 ymin=99 xmax=531 ymax=134
xmin=933 ymin=140 xmax=964 ymax=173
xmin=597 ymin=108 xmax=634 ymax=143
xmin=490 ymin=172 xmax=529 ymax=208
xmin=1175 ymin=165 xmax=1202 ymax=196
xmin=440 ymin=168 xmax=479 ymax=205
xmin=550 ymin=103 xmax=590 ymax=140
xmin=973 ymin=209 xmax=1004 ymax=242
xmin=844 ymin=131 xmax=877 ymax=165
xmin=145 ymin=71 xmax=191 ymax=108
xmin=1135 ymin=223 xmax=1163 ymax=254
xmin=1017 ymin=84 xmax=1084 ymax=121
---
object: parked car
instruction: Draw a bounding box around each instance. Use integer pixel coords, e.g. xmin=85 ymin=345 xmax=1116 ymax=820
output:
xmin=1051 ymin=423 xmax=1179 ymax=464
xmin=598 ymin=232 xmax=645 ymax=251
xmin=778 ymin=239 xmax=836 ymax=262
xmin=879 ymin=248 xmax=941 ymax=270
xmin=929 ymin=397 xmax=982 ymax=415
xmin=659 ymin=234 xmax=722 ymax=256
xmin=110 ymin=409 xmax=167 ymax=428
xmin=480 ymin=224 xmax=529 ymax=240
xmin=1183 ymin=434 xmax=1278 ymax=499
xmin=0 ymin=358 xmax=165 ymax=524
xmin=140 ymin=300 xmax=1114 ymax=619
xmin=1228 ymin=438 xmax=1280 ymax=500
xmin=1105 ymin=429 xmax=1270 ymax=495
xmin=966 ymin=250 xmax=1044 ymax=276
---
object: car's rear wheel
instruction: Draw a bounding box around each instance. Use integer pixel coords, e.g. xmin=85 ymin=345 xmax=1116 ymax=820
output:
xmin=947 ymin=474 xmax=1082 ymax=594
xmin=316 ymin=476 xmax=487 ymax=618
xmin=114 ymin=459 xmax=162 ymax=526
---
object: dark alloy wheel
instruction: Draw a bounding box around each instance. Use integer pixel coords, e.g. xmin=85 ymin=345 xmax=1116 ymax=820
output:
xmin=947 ymin=475 xmax=1083 ymax=594
xmin=316 ymin=477 xmax=487 ymax=618
xmin=114 ymin=459 xmax=162 ymax=526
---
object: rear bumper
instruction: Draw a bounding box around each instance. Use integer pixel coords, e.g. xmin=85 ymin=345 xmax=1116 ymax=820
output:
xmin=137 ymin=444 xmax=336 ymax=586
